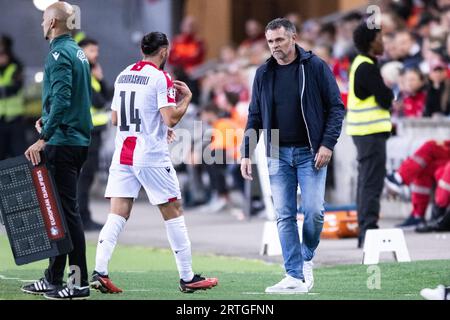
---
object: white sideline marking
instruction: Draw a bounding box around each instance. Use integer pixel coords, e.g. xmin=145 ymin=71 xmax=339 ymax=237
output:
xmin=125 ymin=289 xmax=156 ymax=292
xmin=0 ymin=275 xmax=21 ymax=280
xmin=0 ymin=274 xmax=37 ymax=283
xmin=242 ymin=291 xmax=320 ymax=296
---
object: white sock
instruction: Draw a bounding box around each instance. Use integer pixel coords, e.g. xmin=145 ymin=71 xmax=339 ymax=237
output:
xmin=395 ymin=172 xmax=403 ymax=184
xmin=164 ymin=216 xmax=194 ymax=282
xmin=95 ymin=213 xmax=127 ymax=276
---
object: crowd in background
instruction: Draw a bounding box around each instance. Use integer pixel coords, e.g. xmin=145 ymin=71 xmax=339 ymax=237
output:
xmin=166 ymin=0 xmax=450 ymax=214
xmin=1 ymin=0 xmax=450 ymax=218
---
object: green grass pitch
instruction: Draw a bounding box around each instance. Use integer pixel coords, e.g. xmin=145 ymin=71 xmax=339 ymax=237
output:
xmin=0 ymin=235 xmax=449 ymax=300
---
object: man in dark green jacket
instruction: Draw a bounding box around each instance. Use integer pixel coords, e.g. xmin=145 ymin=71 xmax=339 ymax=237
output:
xmin=23 ymin=1 xmax=92 ymax=300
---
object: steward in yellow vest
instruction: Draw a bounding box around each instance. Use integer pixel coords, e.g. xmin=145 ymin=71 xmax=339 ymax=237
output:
xmin=0 ymin=38 xmax=27 ymax=160
xmin=349 ymin=23 xmax=394 ymax=249
xmin=347 ymin=54 xmax=392 ymax=136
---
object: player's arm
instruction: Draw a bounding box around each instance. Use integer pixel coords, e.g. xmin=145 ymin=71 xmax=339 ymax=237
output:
xmin=110 ymin=80 xmax=119 ymax=127
xmin=111 ymin=110 xmax=117 ymax=126
xmin=159 ymin=80 xmax=192 ymax=128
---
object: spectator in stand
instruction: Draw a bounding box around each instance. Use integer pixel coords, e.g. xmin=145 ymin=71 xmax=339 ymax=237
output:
xmin=317 ymin=23 xmax=336 ymax=48
xmin=380 ymin=12 xmax=407 ymax=35
xmin=313 ymin=44 xmax=333 ymax=67
xmin=238 ymin=19 xmax=266 ymax=58
xmin=440 ymin=5 xmax=450 ymax=30
xmin=169 ymin=15 xmax=205 ymax=105
xmin=169 ymin=16 xmax=205 ymax=74
xmin=381 ymin=32 xmax=403 ymax=64
xmin=425 ymin=59 xmax=450 ymax=117
xmin=333 ymin=12 xmax=362 ymax=60
xmin=393 ymin=68 xmax=427 ymax=118
xmin=416 ymin=13 xmax=440 ymax=40
xmin=394 ymin=30 xmax=423 ymax=68
xmin=381 ymin=61 xmax=404 ymax=100
xmin=445 ymin=32 xmax=450 ymax=64
xmin=299 ymin=20 xmax=321 ymax=50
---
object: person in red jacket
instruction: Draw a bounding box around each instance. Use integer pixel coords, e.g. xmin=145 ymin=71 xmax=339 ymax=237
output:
xmin=385 ymin=140 xmax=450 ymax=227
xmin=168 ymin=15 xmax=205 ymax=74
xmin=393 ymin=68 xmax=427 ymax=118
xmin=416 ymin=161 xmax=450 ymax=232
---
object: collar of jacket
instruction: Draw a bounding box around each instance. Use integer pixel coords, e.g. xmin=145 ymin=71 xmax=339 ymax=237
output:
xmin=359 ymin=53 xmax=378 ymax=64
xmin=265 ymin=45 xmax=314 ymax=71
xmin=50 ymin=33 xmax=72 ymax=49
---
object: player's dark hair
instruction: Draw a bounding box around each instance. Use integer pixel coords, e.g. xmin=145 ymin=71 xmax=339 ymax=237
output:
xmin=78 ymin=38 xmax=98 ymax=48
xmin=353 ymin=22 xmax=380 ymax=55
xmin=265 ymin=18 xmax=296 ymax=34
xmin=141 ymin=32 xmax=169 ymax=56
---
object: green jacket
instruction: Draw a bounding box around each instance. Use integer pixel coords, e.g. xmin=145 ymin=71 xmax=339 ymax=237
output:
xmin=41 ymin=34 xmax=92 ymax=146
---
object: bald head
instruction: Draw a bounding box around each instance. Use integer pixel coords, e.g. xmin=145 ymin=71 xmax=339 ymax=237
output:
xmin=42 ymin=1 xmax=75 ymax=40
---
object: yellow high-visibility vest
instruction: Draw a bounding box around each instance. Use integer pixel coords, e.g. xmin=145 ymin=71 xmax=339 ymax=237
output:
xmin=90 ymin=75 xmax=108 ymax=127
xmin=346 ymin=55 xmax=392 ymax=136
xmin=0 ymin=63 xmax=24 ymax=120
xmin=74 ymin=31 xmax=86 ymax=44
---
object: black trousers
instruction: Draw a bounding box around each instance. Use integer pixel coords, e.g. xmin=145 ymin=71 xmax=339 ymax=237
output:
xmin=77 ymin=131 xmax=101 ymax=225
xmin=44 ymin=145 xmax=89 ymax=287
xmin=352 ymin=133 xmax=388 ymax=242
xmin=0 ymin=117 xmax=27 ymax=160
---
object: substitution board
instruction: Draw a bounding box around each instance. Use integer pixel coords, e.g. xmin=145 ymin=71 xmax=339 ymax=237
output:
xmin=0 ymin=155 xmax=72 ymax=265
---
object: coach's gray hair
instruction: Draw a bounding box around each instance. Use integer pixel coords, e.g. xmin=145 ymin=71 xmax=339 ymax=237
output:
xmin=265 ymin=18 xmax=296 ymax=34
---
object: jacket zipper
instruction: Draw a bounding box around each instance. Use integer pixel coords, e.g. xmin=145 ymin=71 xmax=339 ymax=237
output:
xmin=300 ymin=64 xmax=313 ymax=154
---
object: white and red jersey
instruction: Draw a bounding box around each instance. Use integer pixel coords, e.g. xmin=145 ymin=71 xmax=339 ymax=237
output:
xmin=110 ymin=61 xmax=176 ymax=167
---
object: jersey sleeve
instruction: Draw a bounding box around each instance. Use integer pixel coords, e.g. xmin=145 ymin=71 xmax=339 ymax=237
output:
xmin=156 ymin=71 xmax=177 ymax=110
xmin=41 ymin=49 xmax=72 ymax=141
xmin=110 ymin=76 xmax=120 ymax=111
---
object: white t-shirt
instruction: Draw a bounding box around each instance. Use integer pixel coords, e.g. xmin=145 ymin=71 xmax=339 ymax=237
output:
xmin=110 ymin=61 xmax=176 ymax=167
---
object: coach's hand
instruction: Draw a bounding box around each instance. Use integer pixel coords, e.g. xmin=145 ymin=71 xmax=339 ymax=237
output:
xmin=25 ymin=139 xmax=46 ymax=166
xmin=314 ymin=146 xmax=332 ymax=170
xmin=35 ymin=118 xmax=43 ymax=134
xmin=241 ymin=158 xmax=253 ymax=180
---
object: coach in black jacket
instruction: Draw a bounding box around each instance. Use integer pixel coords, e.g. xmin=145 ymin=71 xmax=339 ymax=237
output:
xmin=241 ymin=18 xmax=345 ymax=294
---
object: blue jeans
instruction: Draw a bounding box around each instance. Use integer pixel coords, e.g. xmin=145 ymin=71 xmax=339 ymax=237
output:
xmin=267 ymin=146 xmax=327 ymax=280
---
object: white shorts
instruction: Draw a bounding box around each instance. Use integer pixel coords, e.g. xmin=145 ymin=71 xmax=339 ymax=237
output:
xmin=104 ymin=163 xmax=181 ymax=205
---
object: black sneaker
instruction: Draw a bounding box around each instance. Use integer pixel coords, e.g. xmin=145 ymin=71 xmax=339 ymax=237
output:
xmin=415 ymin=221 xmax=438 ymax=233
xmin=44 ymin=285 xmax=90 ymax=300
xmin=415 ymin=218 xmax=450 ymax=233
xmin=396 ymin=215 xmax=425 ymax=228
xmin=179 ymin=274 xmax=218 ymax=293
xmin=384 ymin=173 xmax=403 ymax=195
xmin=21 ymin=278 xmax=57 ymax=295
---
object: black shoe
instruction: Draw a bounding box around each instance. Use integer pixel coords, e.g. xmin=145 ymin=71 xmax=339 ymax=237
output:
xmin=83 ymin=220 xmax=103 ymax=231
xmin=431 ymin=206 xmax=447 ymax=221
xmin=179 ymin=274 xmax=218 ymax=293
xmin=416 ymin=219 xmax=450 ymax=233
xmin=21 ymin=278 xmax=57 ymax=295
xmin=396 ymin=215 xmax=425 ymax=228
xmin=44 ymin=285 xmax=90 ymax=300
xmin=384 ymin=173 xmax=403 ymax=195
xmin=415 ymin=221 xmax=436 ymax=233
